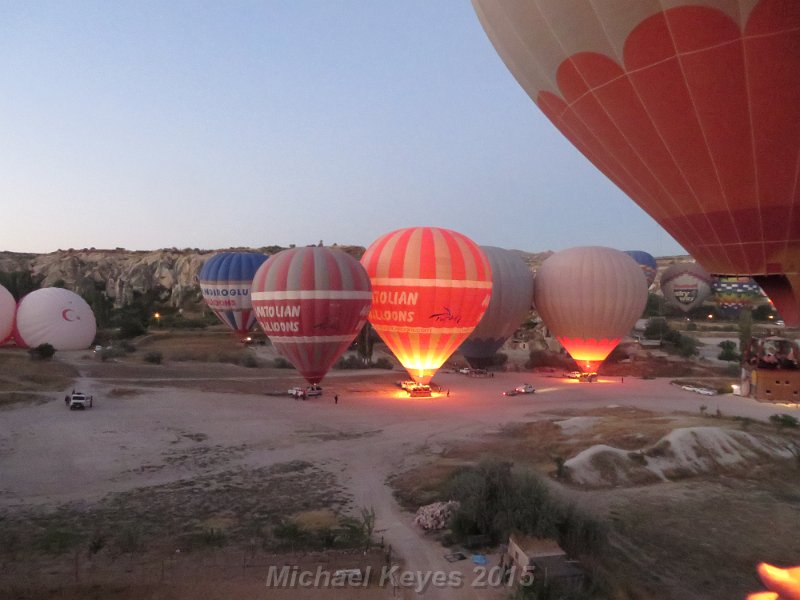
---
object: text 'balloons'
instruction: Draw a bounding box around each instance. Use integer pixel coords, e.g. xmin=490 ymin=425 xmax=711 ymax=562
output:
xmin=251 ymin=247 xmax=371 ymax=384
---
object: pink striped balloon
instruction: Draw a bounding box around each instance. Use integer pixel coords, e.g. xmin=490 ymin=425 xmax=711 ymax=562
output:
xmin=251 ymin=247 xmax=372 ymax=384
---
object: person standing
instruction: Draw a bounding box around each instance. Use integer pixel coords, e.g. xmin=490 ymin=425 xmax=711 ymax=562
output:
xmin=334 ymin=394 xmax=339 ymax=404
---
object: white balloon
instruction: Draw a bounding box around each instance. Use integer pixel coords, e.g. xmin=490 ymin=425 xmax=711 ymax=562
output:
xmin=0 ymin=284 xmax=14 ymax=343
xmin=15 ymin=288 xmax=97 ymax=350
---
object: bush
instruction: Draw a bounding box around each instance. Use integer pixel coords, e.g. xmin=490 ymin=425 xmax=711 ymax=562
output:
xmin=273 ymin=357 xmax=294 ymax=369
xmin=143 ymin=351 xmax=163 ymax=365
xmin=770 ymin=414 xmax=800 ymax=430
xmin=334 ymin=355 xmax=363 ymax=370
xmin=240 ymin=354 xmax=259 ymax=368
xmin=717 ymin=340 xmax=740 ymax=362
xmin=644 ymin=318 xmax=670 ymax=340
xmin=373 ymin=357 xmax=394 ymax=369
xmin=686 ymin=322 xmax=698 ymax=331
xmin=28 ymin=343 xmax=56 ymax=360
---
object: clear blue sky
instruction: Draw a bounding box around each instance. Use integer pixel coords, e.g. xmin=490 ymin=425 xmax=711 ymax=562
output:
xmin=1 ymin=0 xmax=685 ymax=256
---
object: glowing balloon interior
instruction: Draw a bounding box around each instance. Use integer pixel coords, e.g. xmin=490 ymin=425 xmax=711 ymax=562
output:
xmin=199 ymin=252 xmax=269 ymax=336
xmin=361 ymin=227 xmax=492 ymax=384
xmin=473 ymin=0 xmax=800 ymax=324
xmin=251 ymin=247 xmax=371 ymax=384
xmin=533 ymin=247 xmax=647 ymax=373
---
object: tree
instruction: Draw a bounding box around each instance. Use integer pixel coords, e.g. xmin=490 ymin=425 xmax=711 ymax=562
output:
xmin=355 ymin=322 xmax=374 ymax=365
xmin=0 ymin=270 xmax=43 ymax=300
xmin=739 ymin=309 xmax=753 ymax=353
xmin=29 ymin=343 xmax=56 ymax=360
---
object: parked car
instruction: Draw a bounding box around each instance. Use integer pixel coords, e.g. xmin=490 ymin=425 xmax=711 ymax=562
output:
xmin=458 ymin=367 xmax=472 ymax=374
xmin=515 ymin=384 xmax=535 ymax=394
xmin=65 ymin=392 xmax=93 ymax=410
xmin=408 ymin=384 xmax=432 ymax=397
xmin=288 ymin=385 xmax=323 ymax=399
xmin=502 ymin=389 xmax=519 ymax=396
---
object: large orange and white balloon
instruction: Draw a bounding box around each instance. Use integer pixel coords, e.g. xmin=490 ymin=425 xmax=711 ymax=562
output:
xmin=473 ymin=0 xmax=800 ymax=324
xmin=533 ymin=247 xmax=647 ymax=373
xmin=361 ymin=227 xmax=492 ymax=384
xmin=0 ymin=284 xmax=15 ymax=343
xmin=251 ymin=247 xmax=372 ymax=384
xmin=14 ymin=288 xmax=97 ymax=350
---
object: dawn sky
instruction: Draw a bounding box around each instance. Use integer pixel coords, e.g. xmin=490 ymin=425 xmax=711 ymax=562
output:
xmin=2 ymin=1 xmax=686 ymax=256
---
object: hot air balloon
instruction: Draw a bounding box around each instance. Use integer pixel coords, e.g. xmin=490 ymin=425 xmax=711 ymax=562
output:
xmin=533 ymin=247 xmax=647 ymax=373
xmin=199 ymin=252 xmax=268 ymax=337
xmin=712 ymin=276 xmax=765 ymax=318
xmin=0 ymin=284 xmax=15 ymax=344
xmin=14 ymin=288 xmax=97 ymax=350
xmin=361 ymin=227 xmax=492 ymax=385
xmin=460 ymin=246 xmax=534 ymax=368
xmin=473 ymin=1 xmax=800 ymax=325
xmin=251 ymin=247 xmax=371 ymax=384
xmin=661 ymin=262 xmax=713 ymax=314
xmin=625 ymin=251 xmax=658 ymax=288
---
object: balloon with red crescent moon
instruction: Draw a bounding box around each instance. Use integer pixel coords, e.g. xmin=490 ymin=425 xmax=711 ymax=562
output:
xmin=473 ymin=0 xmax=800 ymax=324
xmin=14 ymin=288 xmax=96 ymax=350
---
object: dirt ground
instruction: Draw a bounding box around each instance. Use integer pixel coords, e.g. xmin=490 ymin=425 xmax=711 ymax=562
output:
xmin=1 ymin=344 xmax=799 ymax=599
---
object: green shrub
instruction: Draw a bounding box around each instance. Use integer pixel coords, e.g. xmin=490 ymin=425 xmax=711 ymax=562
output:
xmin=373 ymin=357 xmax=394 ymax=369
xmin=717 ymin=340 xmax=740 ymax=362
xmin=143 ymin=351 xmax=163 ymax=365
xmin=525 ymin=350 xmax=575 ymax=370
xmin=35 ymin=526 xmax=82 ymax=555
xmin=240 ymin=354 xmax=259 ymax=368
xmin=273 ymin=357 xmax=294 ymax=369
xmin=28 ymin=343 xmax=56 ymax=360
xmin=644 ymin=318 xmax=670 ymax=339
xmin=770 ymin=414 xmax=800 ymax=430
xmin=334 ymin=355 xmax=364 ymax=370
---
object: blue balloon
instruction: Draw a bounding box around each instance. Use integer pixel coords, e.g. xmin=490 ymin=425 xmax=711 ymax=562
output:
xmin=625 ymin=250 xmax=657 ymax=287
xmin=199 ymin=252 xmax=269 ymax=335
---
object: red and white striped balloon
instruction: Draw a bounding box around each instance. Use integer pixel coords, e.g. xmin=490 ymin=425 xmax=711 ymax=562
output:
xmin=251 ymin=247 xmax=372 ymax=384
xmin=361 ymin=227 xmax=492 ymax=384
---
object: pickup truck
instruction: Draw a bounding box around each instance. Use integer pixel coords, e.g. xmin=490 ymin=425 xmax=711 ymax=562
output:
xmin=288 ymin=385 xmax=323 ymax=399
xmin=65 ymin=392 xmax=93 ymax=410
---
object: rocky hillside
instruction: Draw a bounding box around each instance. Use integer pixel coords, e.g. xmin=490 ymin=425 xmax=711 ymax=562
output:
xmin=0 ymin=247 xmax=690 ymax=308
xmin=0 ymin=245 xmax=364 ymax=308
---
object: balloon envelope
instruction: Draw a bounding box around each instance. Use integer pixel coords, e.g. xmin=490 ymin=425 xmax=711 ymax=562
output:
xmin=661 ymin=262 xmax=713 ymax=313
xmin=361 ymin=227 xmax=492 ymax=384
xmin=712 ymin=276 xmax=764 ymax=317
xmin=533 ymin=247 xmax=647 ymax=373
xmin=473 ymin=0 xmax=800 ymax=324
xmin=460 ymin=246 xmax=534 ymax=366
xmin=0 ymin=284 xmax=14 ymax=343
xmin=251 ymin=247 xmax=371 ymax=384
xmin=625 ymin=251 xmax=658 ymax=288
xmin=14 ymin=288 xmax=96 ymax=350
xmin=199 ymin=252 xmax=269 ymax=336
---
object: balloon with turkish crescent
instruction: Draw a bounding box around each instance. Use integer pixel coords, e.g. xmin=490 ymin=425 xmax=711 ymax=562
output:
xmin=14 ymin=287 xmax=97 ymax=350
xmin=251 ymin=247 xmax=372 ymax=385
xmin=661 ymin=262 xmax=713 ymax=313
xmin=198 ymin=252 xmax=269 ymax=337
xmin=0 ymin=284 xmax=15 ymax=344
xmin=533 ymin=247 xmax=647 ymax=374
xmin=472 ymin=0 xmax=800 ymax=324
xmin=460 ymin=246 xmax=534 ymax=368
xmin=361 ymin=227 xmax=492 ymax=385
xmin=625 ymin=251 xmax=658 ymax=288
